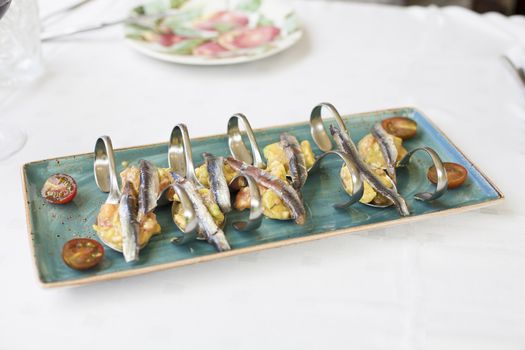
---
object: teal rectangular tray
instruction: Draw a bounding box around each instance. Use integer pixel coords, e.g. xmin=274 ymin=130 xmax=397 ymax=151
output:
xmin=22 ymin=107 xmax=503 ymax=287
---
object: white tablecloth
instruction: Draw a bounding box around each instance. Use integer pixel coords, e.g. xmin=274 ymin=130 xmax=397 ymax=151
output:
xmin=1 ymin=1 xmax=525 ymax=349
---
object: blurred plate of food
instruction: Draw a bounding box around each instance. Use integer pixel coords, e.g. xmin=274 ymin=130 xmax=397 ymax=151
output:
xmin=125 ymin=0 xmax=303 ymax=65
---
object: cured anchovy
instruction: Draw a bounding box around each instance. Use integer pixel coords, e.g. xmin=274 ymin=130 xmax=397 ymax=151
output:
xmin=203 ymin=152 xmax=231 ymax=214
xmin=280 ymin=132 xmax=308 ymax=191
xmin=329 ymin=125 xmax=410 ymax=216
xmin=172 ymin=173 xmax=231 ymax=252
xmin=138 ymin=159 xmax=160 ymax=221
xmin=371 ymin=123 xmax=398 ymax=182
xmin=226 ymin=157 xmax=306 ymax=225
xmin=119 ymin=181 xmax=140 ymax=262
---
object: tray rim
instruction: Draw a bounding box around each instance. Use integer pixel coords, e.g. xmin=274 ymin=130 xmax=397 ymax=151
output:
xmin=21 ymin=106 xmax=505 ymax=288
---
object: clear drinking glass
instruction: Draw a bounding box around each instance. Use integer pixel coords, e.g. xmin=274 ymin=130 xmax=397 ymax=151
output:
xmin=0 ymin=0 xmax=43 ymax=159
xmin=0 ymin=0 xmax=43 ymax=85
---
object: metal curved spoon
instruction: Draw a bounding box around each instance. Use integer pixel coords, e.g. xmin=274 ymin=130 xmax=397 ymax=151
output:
xmin=169 ymin=123 xmax=203 ymax=187
xmin=94 ymin=136 xmax=120 ymax=200
xmin=309 ymin=102 xmax=448 ymax=207
xmin=227 ymin=113 xmax=266 ymax=169
xmin=227 ymin=113 xmax=315 ymax=182
xmin=226 ymin=112 xmax=363 ymax=218
xmin=93 ymin=136 xmax=123 ymax=252
xmin=360 ymin=171 xmax=398 ymax=208
xmin=227 ymin=115 xmax=310 ymax=223
xmin=95 ymin=135 xmax=170 ymax=208
xmin=397 ymin=147 xmax=448 ymax=201
xmin=168 ymin=123 xmax=227 ymax=239
xmin=310 ymin=102 xmax=348 ymax=152
xmin=168 ymin=184 xmax=200 ymax=245
xmin=229 ymin=174 xmax=263 ymax=231
xmin=309 ymin=150 xmax=364 ymax=209
xmin=308 ymin=102 xmax=408 ymax=209
xmin=93 ymin=136 xmax=149 ymax=253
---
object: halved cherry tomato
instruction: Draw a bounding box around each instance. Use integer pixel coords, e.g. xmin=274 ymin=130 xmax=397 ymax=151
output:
xmin=381 ymin=117 xmax=417 ymax=140
xmin=62 ymin=238 xmax=104 ymax=270
xmin=41 ymin=174 xmax=77 ymax=204
xmin=427 ymin=162 xmax=468 ymax=189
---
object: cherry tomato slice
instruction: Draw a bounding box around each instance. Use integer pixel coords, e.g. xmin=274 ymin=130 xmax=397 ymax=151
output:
xmin=41 ymin=174 xmax=77 ymax=204
xmin=62 ymin=238 xmax=104 ymax=270
xmin=381 ymin=117 xmax=418 ymax=140
xmin=427 ymin=162 xmax=468 ymax=189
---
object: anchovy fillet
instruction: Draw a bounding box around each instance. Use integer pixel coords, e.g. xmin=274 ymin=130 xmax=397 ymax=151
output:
xmin=172 ymin=173 xmax=231 ymax=252
xmin=280 ymin=132 xmax=308 ymax=191
xmin=226 ymin=157 xmax=306 ymax=225
xmin=119 ymin=181 xmax=140 ymax=262
xmin=329 ymin=125 xmax=409 ymax=216
xmin=138 ymin=159 xmax=160 ymax=221
xmin=203 ymin=152 xmax=231 ymax=214
xmin=371 ymin=123 xmax=398 ymax=182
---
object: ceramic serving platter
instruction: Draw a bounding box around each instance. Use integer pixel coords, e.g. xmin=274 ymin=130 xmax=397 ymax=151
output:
xmin=22 ymin=107 xmax=503 ymax=287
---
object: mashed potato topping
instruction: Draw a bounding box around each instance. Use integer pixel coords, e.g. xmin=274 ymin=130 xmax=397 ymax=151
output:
xmin=263 ymin=140 xmax=316 ymax=172
xmin=120 ymin=166 xmax=173 ymax=194
xmin=233 ymin=138 xmax=315 ymax=220
xmin=194 ymin=162 xmax=237 ymax=188
xmin=93 ymin=203 xmax=161 ymax=250
xmin=172 ymin=188 xmax=225 ymax=230
xmin=357 ymin=133 xmax=407 ymax=170
xmin=345 ymin=132 xmax=406 ymax=205
xmin=340 ymin=165 xmax=394 ymax=205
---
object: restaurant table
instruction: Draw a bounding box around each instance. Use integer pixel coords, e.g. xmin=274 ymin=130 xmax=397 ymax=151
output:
xmin=1 ymin=0 xmax=525 ymax=349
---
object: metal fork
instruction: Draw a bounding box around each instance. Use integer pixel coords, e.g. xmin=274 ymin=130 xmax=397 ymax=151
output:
xmin=41 ymin=10 xmax=181 ymax=42
xmin=41 ymin=0 xmax=96 ymax=27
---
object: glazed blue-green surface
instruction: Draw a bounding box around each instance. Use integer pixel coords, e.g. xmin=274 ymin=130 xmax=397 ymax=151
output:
xmin=23 ymin=108 xmax=502 ymax=285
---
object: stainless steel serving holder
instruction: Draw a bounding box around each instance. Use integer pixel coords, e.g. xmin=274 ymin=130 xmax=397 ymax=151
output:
xmin=309 ymin=151 xmax=364 ymax=208
xmin=310 ymin=102 xmax=348 ymax=153
xmin=228 ymin=113 xmax=266 ymax=169
xmin=310 ymin=102 xmax=402 ymax=208
xmin=93 ymin=136 xmax=132 ymax=253
xmin=94 ymin=136 xmax=120 ymax=201
xmin=229 ymin=175 xmax=263 ymax=231
xmin=225 ymin=114 xmax=265 ymax=231
xmin=94 ymin=135 xmax=174 ymax=207
xmin=397 ymin=147 xmax=448 ymax=201
xmin=169 ymin=123 xmax=203 ymax=186
xmin=306 ymin=103 xmax=366 ymax=207
xmin=309 ymin=102 xmax=449 ymax=205
xmin=167 ymin=123 xmax=208 ymax=242
xmin=169 ymin=122 xmax=262 ymax=234
xmin=227 ymin=112 xmax=364 ymax=213
xmin=167 ymin=183 xmax=200 ymax=245
xmin=93 ymin=134 xmax=199 ymax=250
